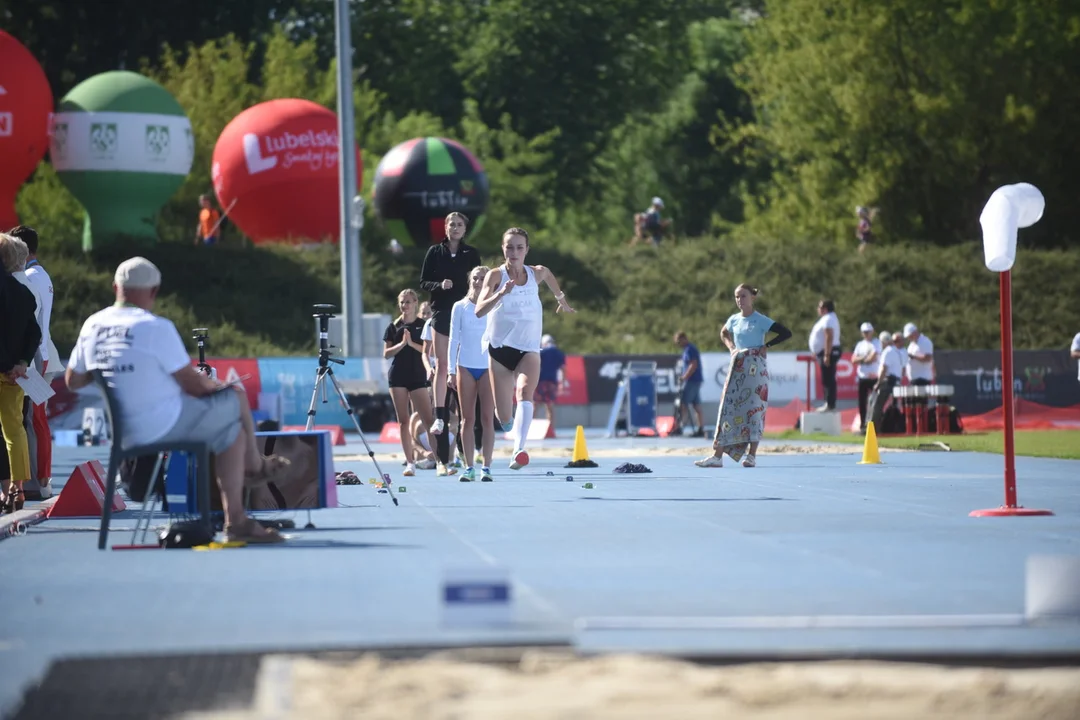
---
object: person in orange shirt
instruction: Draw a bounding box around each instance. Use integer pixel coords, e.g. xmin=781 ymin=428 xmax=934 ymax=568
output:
xmin=194 ymin=195 xmax=222 ymax=246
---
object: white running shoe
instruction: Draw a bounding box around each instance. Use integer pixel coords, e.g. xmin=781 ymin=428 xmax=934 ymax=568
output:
xmin=403 ymin=463 xmax=416 ymax=477
xmin=742 ymin=455 xmax=756 ymax=468
xmin=416 ymin=458 xmax=436 ymax=470
xmin=694 ymin=455 xmax=724 ymax=468
xmin=431 ymin=419 xmax=445 ymax=435
xmin=509 ymin=450 xmax=530 ymax=470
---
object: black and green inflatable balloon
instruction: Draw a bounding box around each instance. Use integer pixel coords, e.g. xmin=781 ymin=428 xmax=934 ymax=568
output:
xmin=372 ymin=137 xmax=489 ymax=246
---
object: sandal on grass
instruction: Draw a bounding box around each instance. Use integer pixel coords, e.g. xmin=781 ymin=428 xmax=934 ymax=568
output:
xmin=224 ymin=517 xmax=285 ymax=544
xmin=244 ymin=454 xmax=292 ymax=488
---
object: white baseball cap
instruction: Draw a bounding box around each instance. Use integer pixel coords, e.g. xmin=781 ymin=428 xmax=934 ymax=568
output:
xmin=114 ymin=257 xmax=162 ymax=289
xmin=860 ymin=322 xmax=874 ymax=333
xmin=541 ymin=334 xmax=555 ymax=347
xmin=652 ymin=196 xmax=664 ymax=207
xmin=878 ymin=331 xmax=892 ymax=344
xmin=903 ymin=322 xmax=919 ymax=337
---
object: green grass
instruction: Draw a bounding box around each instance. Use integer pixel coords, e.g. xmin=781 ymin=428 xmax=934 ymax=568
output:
xmin=765 ymin=429 xmax=1080 ymax=460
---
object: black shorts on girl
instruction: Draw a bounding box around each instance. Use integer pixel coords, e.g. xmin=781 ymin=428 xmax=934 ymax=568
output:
xmin=489 ymin=344 xmax=529 ymax=372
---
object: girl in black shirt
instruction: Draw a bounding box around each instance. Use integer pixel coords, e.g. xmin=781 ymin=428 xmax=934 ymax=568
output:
xmin=419 ymin=212 xmax=481 ymax=467
xmin=383 ymin=289 xmax=434 ymax=477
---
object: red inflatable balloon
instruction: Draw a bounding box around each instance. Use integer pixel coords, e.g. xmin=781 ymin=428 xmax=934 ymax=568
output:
xmin=211 ymin=98 xmax=362 ymax=244
xmin=0 ymin=31 xmax=54 ymax=230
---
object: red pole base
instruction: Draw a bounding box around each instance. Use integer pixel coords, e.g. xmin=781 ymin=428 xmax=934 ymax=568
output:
xmin=969 ymin=506 xmax=1054 ymax=517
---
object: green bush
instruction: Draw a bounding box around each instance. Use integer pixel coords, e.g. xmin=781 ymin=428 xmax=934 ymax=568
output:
xmin=42 ymin=235 xmax=1080 ymax=359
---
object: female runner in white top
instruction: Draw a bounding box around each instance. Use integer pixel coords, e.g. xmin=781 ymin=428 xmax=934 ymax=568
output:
xmin=475 ymin=227 xmax=575 ymax=470
xmin=448 ymin=265 xmax=496 ymax=482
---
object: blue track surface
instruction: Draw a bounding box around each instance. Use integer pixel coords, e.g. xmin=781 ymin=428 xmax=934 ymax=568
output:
xmin=1 ymin=432 xmax=1078 ymax=714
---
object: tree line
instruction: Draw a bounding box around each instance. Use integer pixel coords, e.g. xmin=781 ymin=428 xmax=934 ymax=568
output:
xmin=8 ymin=0 xmax=1080 ymax=253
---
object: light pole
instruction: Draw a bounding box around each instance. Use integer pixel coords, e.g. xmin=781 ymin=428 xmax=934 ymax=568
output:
xmin=334 ymin=0 xmax=363 ymax=356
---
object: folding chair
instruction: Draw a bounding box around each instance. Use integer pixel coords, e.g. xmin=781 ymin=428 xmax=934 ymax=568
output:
xmin=93 ymin=371 xmax=213 ymax=550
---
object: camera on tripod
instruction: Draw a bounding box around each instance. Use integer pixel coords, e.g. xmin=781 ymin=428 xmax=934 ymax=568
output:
xmin=192 ymin=327 xmax=214 ymax=378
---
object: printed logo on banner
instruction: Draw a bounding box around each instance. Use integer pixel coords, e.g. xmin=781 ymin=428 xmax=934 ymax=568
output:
xmin=145 ymin=125 xmax=170 ymax=160
xmin=89 ymin=122 xmax=118 ymax=158
xmin=50 ymin=122 xmax=68 ymax=159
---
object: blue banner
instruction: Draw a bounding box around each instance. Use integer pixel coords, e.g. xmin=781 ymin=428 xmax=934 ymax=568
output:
xmin=257 ymin=357 xmax=386 ymax=428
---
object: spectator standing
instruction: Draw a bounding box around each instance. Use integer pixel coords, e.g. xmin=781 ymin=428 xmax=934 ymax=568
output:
xmin=1070 ymin=332 xmax=1080 ymax=382
xmin=852 ymin=322 xmax=881 ymax=432
xmin=0 ymin=234 xmax=41 ymax=514
xmin=904 ymin=323 xmax=935 ymax=386
xmin=8 ymin=225 xmax=58 ymax=499
xmin=194 ymin=195 xmax=222 ymax=246
xmin=809 ymin=299 xmax=842 ymax=411
xmin=673 ymin=331 xmax=705 ymax=437
xmin=536 ymin=334 xmax=566 ymax=435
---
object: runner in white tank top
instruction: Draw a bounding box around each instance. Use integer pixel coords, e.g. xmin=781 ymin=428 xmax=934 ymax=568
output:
xmin=448 ymin=266 xmax=497 ymax=481
xmin=475 ymin=227 xmax=575 ymax=471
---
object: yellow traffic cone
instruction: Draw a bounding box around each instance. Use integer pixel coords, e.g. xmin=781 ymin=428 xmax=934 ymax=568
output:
xmin=572 ymin=425 xmax=590 ymax=463
xmin=857 ymin=421 xmax=883 ymax=465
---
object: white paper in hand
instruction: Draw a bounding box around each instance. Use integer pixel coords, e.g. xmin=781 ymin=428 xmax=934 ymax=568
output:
xmin=15 ymin=366 xmax=56 ymax=406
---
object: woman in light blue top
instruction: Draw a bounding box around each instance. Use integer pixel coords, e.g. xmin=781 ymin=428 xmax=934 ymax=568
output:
xmin=695 ymin=283 xmax=792 ymax=469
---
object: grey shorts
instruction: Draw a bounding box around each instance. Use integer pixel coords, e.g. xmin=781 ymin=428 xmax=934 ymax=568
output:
xmin=155 ymin=390 xmax=242 ymax=454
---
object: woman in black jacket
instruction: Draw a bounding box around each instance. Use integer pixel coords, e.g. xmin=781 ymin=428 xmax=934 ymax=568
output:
xmin=418 ymin=212 xmax=481 ymax=468
xmin=1 ymin=256 xmax=43 ymax=513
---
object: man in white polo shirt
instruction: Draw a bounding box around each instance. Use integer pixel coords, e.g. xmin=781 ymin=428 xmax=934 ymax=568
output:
xmin=904 ymin=322 xmax=934 ymax=386
xmin=1072 ymin=332 xmax=1080 ymax=381
xmin=65 ymin=257 xmax=289 ymax=544
xmin=852 ymin=322 xmax=881 ymax=432
xmin=809 ymin=299 xmax=842 ymax=411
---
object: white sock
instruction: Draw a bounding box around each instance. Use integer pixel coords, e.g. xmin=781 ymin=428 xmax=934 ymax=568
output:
xmin=513 ymin=401 xmax=534 ymax=453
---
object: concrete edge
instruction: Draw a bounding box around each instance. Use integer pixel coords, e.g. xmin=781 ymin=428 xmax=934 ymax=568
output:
xmin=0 ymin=496 xmax=59 ymax=541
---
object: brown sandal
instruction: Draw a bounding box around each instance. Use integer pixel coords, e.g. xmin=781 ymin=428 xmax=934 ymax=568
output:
xmin=224 ymin=517 xmax=285 ymax=544
xmin=244 ymin=454 xmax=292 ymax=488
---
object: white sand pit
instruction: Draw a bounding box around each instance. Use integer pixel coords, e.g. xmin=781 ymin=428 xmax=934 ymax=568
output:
xmin=189 ymin=650 xmax=1080 ymax=720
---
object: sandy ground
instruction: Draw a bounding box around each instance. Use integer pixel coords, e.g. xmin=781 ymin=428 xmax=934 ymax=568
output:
xmin=189 ymin=650 xmax=1080 ymax=720
xmin=338 ymin=443 xmax=880 ymax=463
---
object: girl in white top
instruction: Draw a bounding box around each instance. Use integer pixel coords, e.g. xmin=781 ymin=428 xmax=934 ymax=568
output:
xmin=448 ymin=266 xmax=496 ymax=482
xmin=475 ymin=227 xmax=575 ymax=470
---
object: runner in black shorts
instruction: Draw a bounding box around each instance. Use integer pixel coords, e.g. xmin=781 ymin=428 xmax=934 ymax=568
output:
xmin=383 ymin=288 xmax=435 ymax=477
xmin=419 ymin=212 xmax=481 ymax=468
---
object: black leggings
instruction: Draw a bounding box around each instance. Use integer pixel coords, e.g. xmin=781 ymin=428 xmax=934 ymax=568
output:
xmin=817 ymin=347 xmax=842 ymax=409
xmin=858 ymin=377 xmax=877 ymax=429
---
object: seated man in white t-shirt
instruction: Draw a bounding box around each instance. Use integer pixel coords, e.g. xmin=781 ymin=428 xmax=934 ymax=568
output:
xmin=903 ymin=322 xmax=934 ymax=386
xmin=65 ymin=257 xmax=289 ymax=544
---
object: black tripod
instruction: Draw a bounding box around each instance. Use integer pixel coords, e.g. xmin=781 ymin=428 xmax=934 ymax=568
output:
xmin=193 ymin=328 xmax=213 ymax=377
xmin=305 ymin=305 xmax=398 ymax=513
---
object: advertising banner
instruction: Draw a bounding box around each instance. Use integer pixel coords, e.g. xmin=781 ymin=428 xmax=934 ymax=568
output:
xmin=700 ymin=351 xmax=814 ymax=405
xmin=935 ymin=350 xmax=1080 ymax=414
xmin=583 ymin=354 xmax=681 ymax=404
xmin=50 ymin=111 xmax=194 ymax=175
xmin=198 ymin=357 xmax=262 ymax=410
xmin=556 ymin=355 xmax=589 ymax=405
